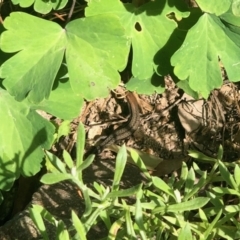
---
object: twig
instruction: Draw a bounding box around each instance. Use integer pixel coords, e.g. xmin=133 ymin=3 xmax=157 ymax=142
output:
xmin=66 ymin=0 xmax=76 ymax=25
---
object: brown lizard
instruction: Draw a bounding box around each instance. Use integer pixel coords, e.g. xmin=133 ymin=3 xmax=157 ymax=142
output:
xmin=85 ymin=91 xmax=140 ymax=157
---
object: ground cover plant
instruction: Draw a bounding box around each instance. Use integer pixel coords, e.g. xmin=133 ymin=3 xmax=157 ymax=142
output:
xmin=30 ymin=124 xmax=240 ymax=239
xmin=1 ymin=0 xmax=240 ymax=239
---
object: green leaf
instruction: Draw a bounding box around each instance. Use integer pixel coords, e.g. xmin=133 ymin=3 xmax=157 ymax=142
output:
xmin=108 ymin=217 xmax=124 ymax=239
xmin=34 ymin=80 xmax=84 ymax=120
xmin=171 ymin=13 xmax=240 ymax=98
xmin=188 ymin=150 xmax=217 ymax=162
xmin=1 ymin=13 xmax=128 ymax=102
xmin=220 ymin=7 xmax=240 ymax=27
xmin=41 ymin=173 xmax=72 ymax=184
xmin=65 ymin=14 xmax=128 ymax=100
xmin=217 ymin=145 xmax=223 ymax=160
xmin=212 ymin=187 xmax=240 ymax=196
xmin=63 ymin=150 xmax=74 ymax=170
xmin=78 ymin=154 xmax=95 ymax=172
xmin=0 ymin=12 xmax=65 ymax=103
xmin=152 ymin=176 xmax=176 ymax=200
xmin=76 ymin=123 xmax=85 ymax=180
xmin=86 ymin=0 xmax=189 ymax=80
xmin=135 ymin=192 xmax=147 ymax=240
xmin=72 ymin=211 xmax=86 ymax=240
xmin=129 ymin=149 xmax=151 ymax=180
xmin=195 ymin=0 xmax=231 ymax=15
xmin=206 ymin=191 xmax=224 ymax=209
xmin=112 ymin=145 xmax=127 ymax=191
xmin=11 ymin=0 xmax=34 ymax=8
xmin=218 ymin=160 xmax=238 ymax=190
xmin=224 ymin=204 xmax=240 ymax=213
xmin=184 ymin=167 xmax=195 ymax=197
xmin=99 ymin=210 xmax=112 ymax=230
xmin=57 ymin=121 xmax=71 ymax=142
xmin=184 ymin=171 xmax=207 ymax=201
xmin=153 ymin=197 xmax=210 ymax=214
xmin=199 ymin=208 xmax=208 ymax=224
xmin=0 ymin=89 xmax=54 ymax=189
xmin=174 ymin=162 xmax=188 ymax=190
xmin=178 ymin=222 xmax=193 ymax=240
xmin=12 ymin=0 xmax=67 ymax=14
xmin=107 ymin=184 xmax=142 ymax=199
xmin=125 ymin=208 xmax=136 ymax=238
xmin=176 ymin=79 xmax=199 ymax=99
xmin=81 ymin=186 xmax=92 ymax=218
xmin=234 ymin=164 xmax=240 ymax=187
xmin=203 ymin=209 xmax=222 ymax=239
xmin=29 ymin=205 xmax=49 ymax=240
xmin=232 ymin=0 xmax=240 ymax=16
xmin=126 ymin=75 xmax=165 ymax=95
xmin=45 ymin=151 xmax=67 ymax=174
xmin=56 ymin=220 xmax=69 ymax=240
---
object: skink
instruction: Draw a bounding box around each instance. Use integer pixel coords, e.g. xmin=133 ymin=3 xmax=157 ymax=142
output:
xmin=86 ymin=92 xmax=140 ymax=156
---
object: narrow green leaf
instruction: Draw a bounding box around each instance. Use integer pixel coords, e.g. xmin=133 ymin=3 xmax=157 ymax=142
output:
xmin=99 ymin=210 xmax=112 ymax=230
xmin=72 ymin=211 xmax=86 ymax=240
xmin=93 ymin=182 xmax=105 ymax=196
xmin=78 ymin=154 xmax=95 ymax=171
xmin=56 ymin=220 xmax=69 ymax=240
xmin=206 ymin=191 xmax=223 ymax=208
xmin=30 ymin=204 xmax=57 ymax=225
xmin=108 ymin=217 xmax=125 ymax=240
xmin=218 ymin=160 xmax=238 ymax=190
xmin=184 ymin=167 xmax=195 ymax=197
xmin=215 ymin=212 xmax=237 ymax=227
xmin=224 ymin=204 xmax=240 ymax=213
xmin=175 ymin=162 xmax=188 ymax=190
xmin=199 ymin=208 xmax=208 ymax=224
xmin=184 ymin=171 xmax=207 ymax=201
xmin=76 ymin=123 xmax=85 ymax=172
xmin=112 ymin=144 xmax=127 ymax=191
xmin=125 ymin=208 xmax=136 ymax=238
xmin=135 ymin=194 xmax=147 ymax=240
xmin=41 ymin=173 xmax=72 ymax=184
xmin=63 ymin=150 xmax=74 ymax=169
xmin=82 ymin=186 xmax=92 ymax=218
xmin=45 ymin=151 xmax=67 ymax=174
xmin=178 ymin=222 xmax=192 ymax=240
xmin=212 ymin=187 xmax=240 ymax=196
xmin=152 ymin=176 xmax=176 ymax=200
xmin=188 ymin=150 xmax=216 ymax=162
xmin=203 ymin=209 xmax=222 ymax=238
xmin=130 ymin=149 xmax=151 ymax=180
xmin=29 ymin=205 xmax=49 ymax=240
xmin=153 ymin=197 xmax=210 ymax=214
xmin=107 ymin=184 xmax=142 ymax=198
xmin=84 ymin=201 xmax=111 ymax=232
xmin=234 ymin=164 xmax=240 ymax=187
xmin=217 ymin=145 xmax=223 ymax=160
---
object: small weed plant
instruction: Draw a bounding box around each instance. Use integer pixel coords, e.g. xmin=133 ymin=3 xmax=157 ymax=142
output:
xmin=30 ymin=124 xmax=240 ymax=239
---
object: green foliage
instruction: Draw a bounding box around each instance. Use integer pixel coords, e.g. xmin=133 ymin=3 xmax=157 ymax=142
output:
xmin=0 ymin=88 xmax=54 ymax=190
xmin=1 ymin=1 xmax=240 ymax=237
xmin=11 ymin=0 xmax=68 ymax=14
xmin=30 ymin=133 xmax=240 ymax=239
